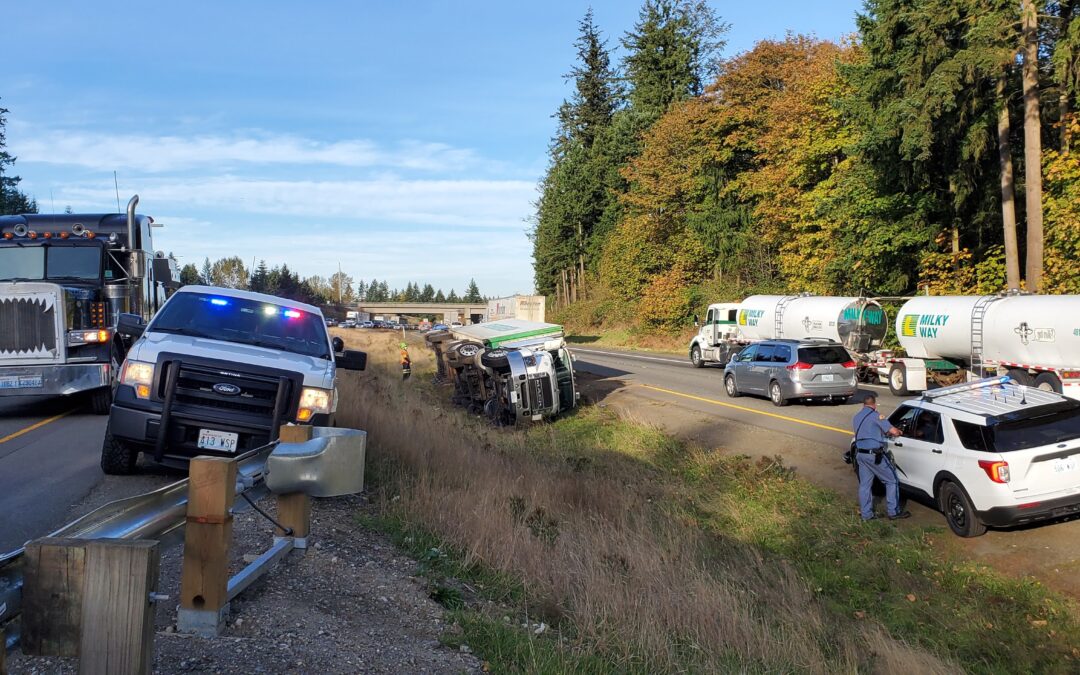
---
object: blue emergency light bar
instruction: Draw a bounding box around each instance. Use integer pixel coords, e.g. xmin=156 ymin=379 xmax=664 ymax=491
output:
xmin=210 ymin=298 xmax=229 ymax=306
xmin=921 ymin=375 xmax=1013 ymax=400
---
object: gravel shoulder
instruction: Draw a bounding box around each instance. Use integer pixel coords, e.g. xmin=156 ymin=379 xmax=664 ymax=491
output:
xmin=10 ymin=486 xmax=482 ymax=674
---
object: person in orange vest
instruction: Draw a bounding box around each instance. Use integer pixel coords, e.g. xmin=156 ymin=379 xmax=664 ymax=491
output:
xmin=400 ymin=342 xmax=411 ymax=380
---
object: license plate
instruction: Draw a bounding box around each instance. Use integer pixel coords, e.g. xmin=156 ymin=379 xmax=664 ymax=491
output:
xmin=197 ymin=429 xmax=239 ymax=452
xmin=1053 ymin=457 xmax=1078 ymax=473
xmin=0 ymin=375 xmax=43 ymax=390
xmin=821 ymin=374 xmax=836 ymax=382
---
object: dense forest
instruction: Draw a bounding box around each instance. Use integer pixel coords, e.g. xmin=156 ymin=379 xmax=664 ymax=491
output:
xmin=533 ymin=0 xmax=1080 ymax=332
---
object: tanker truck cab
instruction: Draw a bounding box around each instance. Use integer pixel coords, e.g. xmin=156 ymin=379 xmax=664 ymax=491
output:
xmin=689 ymin=303 xmax=742 ymax=367
xmin=102 ymin=286 xmax=367 ymax=474
xmin=861 ymin=377 xmax=1080 ymax=537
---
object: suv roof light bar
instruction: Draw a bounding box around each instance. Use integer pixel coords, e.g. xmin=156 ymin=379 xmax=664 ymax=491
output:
xmin=922 ymin=375 xmax=1012 ymax=400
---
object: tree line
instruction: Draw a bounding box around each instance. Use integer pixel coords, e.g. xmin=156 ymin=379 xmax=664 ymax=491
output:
xmin=178 ymin=257 xmax=484 ymax=306
xmin=534 ymin=0 xmax=1080 ymax=332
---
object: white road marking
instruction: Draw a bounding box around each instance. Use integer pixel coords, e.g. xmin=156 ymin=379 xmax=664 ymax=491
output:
xmin=571 ymin=348 xmax=690 ymax=366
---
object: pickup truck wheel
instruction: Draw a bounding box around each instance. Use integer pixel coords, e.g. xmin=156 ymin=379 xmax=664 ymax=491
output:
xmin=769 ymin=380 xmax=788 ymax=407
xmin=938 ymin=481 xmax=986 ymax=537
xmin=690 ymin=345 xmax=704 ymax=368
xmin=1034 ymin=372 xmax=1063 ymax=393
xmin=724 ymin=374 xmax=740 ymax=398
xmin=90 ymin=343 xmax=123 ymax=415
xmin=100 ymin=423 xmax=138 ymax=475
xmin=888 ymin=363 xmax=910 ymax=396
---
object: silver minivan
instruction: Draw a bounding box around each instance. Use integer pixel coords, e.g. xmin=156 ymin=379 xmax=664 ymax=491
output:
xmin=723 ymin=339 xmax=857 ymax=406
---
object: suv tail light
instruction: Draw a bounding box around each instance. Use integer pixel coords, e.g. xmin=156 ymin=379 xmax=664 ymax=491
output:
xmin=841 ymin=360 xmax=857 ymax=369
xmin=978 ymin=460 xmax=1010 ymax=484
xmin=786 ymin=362 xmax=813 ymax=371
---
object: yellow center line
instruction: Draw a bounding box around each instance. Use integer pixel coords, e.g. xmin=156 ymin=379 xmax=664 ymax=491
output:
xmin=0 ymin=410 xmax=74 ymax=444
xmin=637 ymin=384 xmax=851 ymax=435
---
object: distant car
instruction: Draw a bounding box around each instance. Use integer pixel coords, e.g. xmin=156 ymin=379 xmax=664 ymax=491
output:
xmin=450 ymin=321 xmax=463 ymax=328
xmin=341 ymin=319 xmax=356 ymax=328
xmin=432 ymin=323 xmax=449 ymax=331
xmin=325 ymin=318 xmax=337 ymax=327
xmin=361 ymin=321 xmax=374 ymax=329
xmin=723 ymin=338 xmax=857 ymax=406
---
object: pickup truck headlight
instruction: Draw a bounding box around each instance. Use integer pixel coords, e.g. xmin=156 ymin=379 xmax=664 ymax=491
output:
xmin=67 ymin=329 xmax=111 ymax=347
xmin=120 ymin=360 xmax=155 ymax=399
xmin=297 ymin=387 xmax=333 ymax=422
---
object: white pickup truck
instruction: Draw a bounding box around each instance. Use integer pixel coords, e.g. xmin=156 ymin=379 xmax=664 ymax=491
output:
xmin=101 ymin=285 xmax=367 ymax=473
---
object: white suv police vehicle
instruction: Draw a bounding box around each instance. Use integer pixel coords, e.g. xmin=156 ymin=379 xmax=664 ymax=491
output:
xmin=102 ymin=286 xmax=366 ymax=473
xmin=855 ymin=376 xmax=1080 ymax=537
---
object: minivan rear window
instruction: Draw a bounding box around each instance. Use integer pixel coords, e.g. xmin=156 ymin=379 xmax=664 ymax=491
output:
xmin=797 ymin=346 xmax=849 ymax=365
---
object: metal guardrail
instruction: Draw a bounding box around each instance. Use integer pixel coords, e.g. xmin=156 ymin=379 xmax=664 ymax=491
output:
xmin=0 ymin=442 xmax=278 ymax=650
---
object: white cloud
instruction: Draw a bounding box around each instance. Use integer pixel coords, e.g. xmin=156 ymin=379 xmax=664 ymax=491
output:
xmin=15 ymin=130 xmax=481 ymax=173
xmin=59 ymin=176 xmax=535 ymax=229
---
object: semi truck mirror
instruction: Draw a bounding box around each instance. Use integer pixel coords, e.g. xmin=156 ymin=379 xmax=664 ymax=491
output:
xmin=116 ymin=312 xmax=146 ymax=339
xmin=693 ymin=314 xmax=700 ymax=327
xmin=336 ymin=349 xmax=367 ymax=371
xmin=332 ymin=336 xmax=345 ymax=354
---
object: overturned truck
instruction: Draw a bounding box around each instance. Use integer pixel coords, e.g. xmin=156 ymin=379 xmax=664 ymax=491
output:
xmin=425 ymin=319 xmax=578 ymax=425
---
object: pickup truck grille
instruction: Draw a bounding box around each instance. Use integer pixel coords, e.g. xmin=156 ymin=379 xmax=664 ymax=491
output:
xmin=0 ymin=294 xmax=59 ymax=358
xmin=159 ymin=361 xmax=294 ymax=420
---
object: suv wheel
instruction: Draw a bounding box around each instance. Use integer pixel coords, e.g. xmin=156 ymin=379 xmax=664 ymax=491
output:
xmin=724 ymin=374 xmax=740 ymax=398
xmin=888 ymin=363 xmax=910 ymax=396
xmin=100 ymin=422 xmax=138 ymax=475
xmin=690 ymin=345 xmax=703 ymax=368
xmin=769 ymin=380 xmax=788 ymax=407
xmin=938 ymin=481 xmax=986 ymax=537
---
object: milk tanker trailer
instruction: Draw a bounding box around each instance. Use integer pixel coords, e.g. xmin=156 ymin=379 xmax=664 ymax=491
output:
xmin=885 ymin=294 xmax=1080 ymax=399
xmin=689 ymin=295 xmax=889 ymax=379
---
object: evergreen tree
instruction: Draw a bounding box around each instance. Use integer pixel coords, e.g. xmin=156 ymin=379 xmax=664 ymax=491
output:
xmin=355 ymin=279 xmax=367 ymax=301
xmin=378 ymin=280 xmax=390 ymax=300
xmin=463 ymin=279 xmax=483 ymax=302
xmin=420 ymin=283 xmax=436 ymax=302
xmin=179 ymin=264 xmax=201 ymax=286
xmin=434 ymin=289 xmax=446 ymax=303
xmin=0 ymin=102 xmax=37 ymax=215
xmin=200 ymin=258 xmax=213 ymax=285
xmin=249 ymin=260 xmax=271 ymax=294
xmin=447 ymin=289 xmax=460 ymax=302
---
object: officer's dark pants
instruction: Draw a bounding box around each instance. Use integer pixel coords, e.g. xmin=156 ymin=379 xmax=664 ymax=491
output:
xmin=857 ymin=451 xmax=900 ymax=519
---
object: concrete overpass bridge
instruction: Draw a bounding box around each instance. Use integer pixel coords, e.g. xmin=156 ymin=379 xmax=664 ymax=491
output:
xmin=353 ymin=302 xmax=487 ymax=324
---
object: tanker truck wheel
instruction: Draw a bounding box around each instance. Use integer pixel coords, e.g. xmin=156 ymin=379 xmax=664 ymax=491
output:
xmin=1007 ymin=368 xmax=1034 ymax=387
xmin=1034 ymin=372 xmax=1063 ymax=393
xmin=690 ymin=345 xmax=704 ymax=368
xmin=888 ymin=364 xmax=910 ymax=396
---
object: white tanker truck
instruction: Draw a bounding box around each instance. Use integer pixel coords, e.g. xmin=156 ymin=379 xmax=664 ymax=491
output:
xmin=884 ymin=294 xmax=1080 ymax=399
xmin=689 ymin=295 xmax=889 ymax=378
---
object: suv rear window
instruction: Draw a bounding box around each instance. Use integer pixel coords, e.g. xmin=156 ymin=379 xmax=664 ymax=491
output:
xmin=989 ymin=408 xmax=1080 ymax=452
xmin=149 ymin=292 xmax=331 ymax=360
xmin=797 ymin=346 xmax=849 ymax=365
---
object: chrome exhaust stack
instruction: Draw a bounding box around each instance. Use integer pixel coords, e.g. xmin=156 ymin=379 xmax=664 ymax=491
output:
xmin=126 ymin=194 xmax=141 ymax=279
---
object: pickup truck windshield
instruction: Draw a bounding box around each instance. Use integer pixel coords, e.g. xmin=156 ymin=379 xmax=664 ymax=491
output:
xmin=0 ymin=244 xmax=101 ymax=281
xmin=150 ymin=292 xmax=331 ymax=360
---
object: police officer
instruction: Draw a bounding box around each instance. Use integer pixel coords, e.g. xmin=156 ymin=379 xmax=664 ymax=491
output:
xmin=852 ymin=393 xmax=910 ymax=521
xmin=400 ymin=342 xmax=412 ymax=380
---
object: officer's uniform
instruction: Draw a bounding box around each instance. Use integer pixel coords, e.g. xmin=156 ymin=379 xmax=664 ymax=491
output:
xmin=852 ymin=406 xmax=901 ymax=520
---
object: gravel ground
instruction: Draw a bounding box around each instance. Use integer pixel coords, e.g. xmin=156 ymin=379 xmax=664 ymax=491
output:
xmin=9 ymin=491 xmax=482 ymax=674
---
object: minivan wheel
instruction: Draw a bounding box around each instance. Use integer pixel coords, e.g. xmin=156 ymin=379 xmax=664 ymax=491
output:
xmin=724 ymin=374 xmax=740 ymax=398
xmin=690 ymin=345 xmax=703 ymax=368
xmin=769 ymin=381 xmax=788 ymax=407
xmin=938 ymin=481 xmax=986 ymax=537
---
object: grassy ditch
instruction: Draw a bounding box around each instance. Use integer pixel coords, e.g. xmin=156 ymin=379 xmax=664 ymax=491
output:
xmin=333 ymin=330 xmax=1079 ymax=673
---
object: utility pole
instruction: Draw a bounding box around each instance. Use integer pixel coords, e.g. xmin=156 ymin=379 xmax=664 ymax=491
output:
xmin=337 ymin=261 xmax=342 ymax=304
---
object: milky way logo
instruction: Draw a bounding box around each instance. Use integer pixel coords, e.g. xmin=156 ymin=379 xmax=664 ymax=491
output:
xmin=900 ymin=315 xmax=919 ymax=338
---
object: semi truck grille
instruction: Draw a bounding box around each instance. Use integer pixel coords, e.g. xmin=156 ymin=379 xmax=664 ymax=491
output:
xmin=161 ymin=361 xmax=294 ymax=420
xmin=0 ymin=295 xmax=59 ymax=358
xmin=523 ymin=375 xmax=555 ymax=412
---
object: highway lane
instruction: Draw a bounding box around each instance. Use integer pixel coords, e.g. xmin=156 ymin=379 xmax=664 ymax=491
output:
xmin=570 ymin=346 xmax=902 ymax=449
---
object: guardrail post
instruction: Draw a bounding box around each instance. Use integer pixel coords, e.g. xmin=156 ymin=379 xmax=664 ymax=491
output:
xmin=22 ymin=537 xmax=88 ymax=657
xmin=79 ymin=539 xmax=160 ymax=675
xmin=276 ymin=425 xmax=313 ymax=548
xmin=178 ymin=456 xmax=236 ymax=636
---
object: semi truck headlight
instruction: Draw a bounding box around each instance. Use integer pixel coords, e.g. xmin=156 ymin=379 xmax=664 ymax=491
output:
xmin=67 ymin=329 xmax=111 ymax=346
xmin=297 ymin=387 xmax=333 ymax=422
xmin=120 ymin=360 xmax=155 ymax=399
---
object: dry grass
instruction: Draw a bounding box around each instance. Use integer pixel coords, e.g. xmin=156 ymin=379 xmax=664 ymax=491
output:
xmin=331 ymin=329 xmax=954 ymax=673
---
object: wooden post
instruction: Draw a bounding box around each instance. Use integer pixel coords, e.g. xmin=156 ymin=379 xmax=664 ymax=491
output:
xmin=79 ymin=539 xmax=160 ymax=675
xmin=277 ymin=425 xmax=313 ymax=547
xmin=21 ymin=537 xmax=88 ymax=657
xmin=177 ymin=456 xmax=236 ymax=636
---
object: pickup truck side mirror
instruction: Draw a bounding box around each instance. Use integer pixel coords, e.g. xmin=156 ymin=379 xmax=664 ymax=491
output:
xmin=332 ymin=336 xmax=345 ymax=354
xmin=116 ymin=313 xmax=146 ymax=339
xmin=336 ymin=349 xmax=367 ymax=371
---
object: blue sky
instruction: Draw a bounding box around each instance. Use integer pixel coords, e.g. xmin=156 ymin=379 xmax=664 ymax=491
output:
xmin=3 ymin=1 xmax=862 ymax=297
